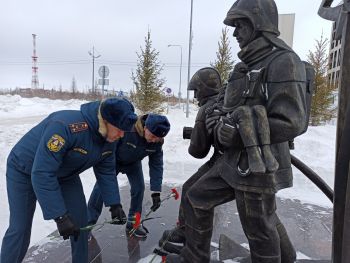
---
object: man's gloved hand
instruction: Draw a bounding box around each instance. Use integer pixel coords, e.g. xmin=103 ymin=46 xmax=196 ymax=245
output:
xmin=216 ymin=118 xmax=237 ymax=149
xmin=55 ymin=214 xmax=80 ymax=241
xmin=150 ymin=192 xmax=161 ymax=211
xmin=110 ymin=204 xmax=127 ymax=225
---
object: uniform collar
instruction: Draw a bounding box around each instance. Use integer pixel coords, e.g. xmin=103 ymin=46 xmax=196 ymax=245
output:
xmin=134 ymin=116 xmax=145 ymax=137
xmin=237 ymin=37 xmax=273 ymax=67
xmin=97 ymin=105 xmax=107 ymax=138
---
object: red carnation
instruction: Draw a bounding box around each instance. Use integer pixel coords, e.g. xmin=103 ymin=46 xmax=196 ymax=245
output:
xmin=171 ymin=188 xmax=180 ymax=200
xmin=133 ymin=212 xmax=141 ymax=229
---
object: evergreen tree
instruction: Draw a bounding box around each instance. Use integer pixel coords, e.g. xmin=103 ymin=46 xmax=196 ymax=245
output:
xmin=307 ymin=34 xmax=337 ymax=126
xmin=131 ymin=30 xmax=165 ymax=114
xmin=211 ymin=27 xmax=235 ymax=83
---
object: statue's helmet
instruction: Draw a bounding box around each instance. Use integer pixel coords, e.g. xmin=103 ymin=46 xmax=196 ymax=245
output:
xmin=224 ymin=0 xmax=280 ymax=36
xmin=188 ymin=67 xmax=221 ymax=102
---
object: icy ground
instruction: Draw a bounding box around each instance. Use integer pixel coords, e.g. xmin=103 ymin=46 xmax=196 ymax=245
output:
xmin=0 ymin=95 xmax=335 ymax=249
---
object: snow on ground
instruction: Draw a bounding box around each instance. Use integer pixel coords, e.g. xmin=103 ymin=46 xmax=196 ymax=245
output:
xmin=0 ymin=95 xmax=336 ymax=248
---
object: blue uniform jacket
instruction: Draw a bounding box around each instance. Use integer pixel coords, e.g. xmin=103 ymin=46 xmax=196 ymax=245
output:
xmin=7 ymin=101 xmax=120 ymax=220
xmin=116 ymin=120 xmax=164 ymax=192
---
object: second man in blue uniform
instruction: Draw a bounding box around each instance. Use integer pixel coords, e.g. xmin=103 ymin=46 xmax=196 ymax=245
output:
xmin=88 ymin=113 xmax=170 ymax=238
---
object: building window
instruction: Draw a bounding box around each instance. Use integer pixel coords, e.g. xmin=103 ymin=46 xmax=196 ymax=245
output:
xmin=329 ymin=53 xmax=334 ymax=69
xmin=336 ymin=71 xmax=340 ymax=88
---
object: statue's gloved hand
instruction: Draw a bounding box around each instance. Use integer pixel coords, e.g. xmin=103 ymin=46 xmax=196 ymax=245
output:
xmin=216 ymin=118 xmax=237 ymax=149
xmin=55 ymin=214 xmax=80 ymax=241
xmin=206 ymin=110 xmax=223 ymax=135
xmin=110 ymin=204 xmax=127 ymax=225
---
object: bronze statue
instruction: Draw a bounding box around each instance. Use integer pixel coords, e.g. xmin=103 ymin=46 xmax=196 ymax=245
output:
xmin=166 ymin=0 xmax=308 ymax=262
xmin=160 ymin=67 xmax=223 ymax=246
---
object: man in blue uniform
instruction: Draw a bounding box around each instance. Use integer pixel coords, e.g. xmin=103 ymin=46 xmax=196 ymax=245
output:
xmin=88 ymin=113 xmax=170 ymax=238
xmin=0 ymin=97 xmax=137 ymax=263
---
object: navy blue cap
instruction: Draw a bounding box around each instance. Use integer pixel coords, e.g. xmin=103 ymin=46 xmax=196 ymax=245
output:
xmin=100 ymin=97 xmax=137 ymax=131
xmin=145 ymin=114 xmax=170 ymax=138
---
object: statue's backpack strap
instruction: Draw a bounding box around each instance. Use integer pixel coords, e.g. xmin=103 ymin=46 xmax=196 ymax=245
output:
xmin=239 ymin=51 xmax=289 ymax=105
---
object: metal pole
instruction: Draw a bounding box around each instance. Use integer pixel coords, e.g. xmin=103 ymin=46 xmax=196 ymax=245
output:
xmin=179 ymin=46 xmax=183 ymax=107
xmin=186 ymin=0 xmax=194 ymax=118
xmin=318 ymin=2 xmax=350 ymax=261
xmin=92 ymin=48 xmax=95 ymax=93
xmin=168 ymin=44 xmax=183 ymax=108
xmin=88 ymin=46 xmax=101 ymax=94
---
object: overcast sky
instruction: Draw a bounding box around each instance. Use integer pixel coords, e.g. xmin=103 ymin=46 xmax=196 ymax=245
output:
xmin=0 ymin=0 xmax=340 ymax=95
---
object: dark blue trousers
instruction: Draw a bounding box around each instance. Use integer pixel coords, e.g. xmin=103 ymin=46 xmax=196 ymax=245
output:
xmin=1 ymin=164 xmax=88 ymax=263
xmin=88 ymin=161 xmax=144 ymax=223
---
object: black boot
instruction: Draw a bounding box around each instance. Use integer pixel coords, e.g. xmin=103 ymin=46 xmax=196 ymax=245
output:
xmin=125 ymin=222 xmax=147 ymax=238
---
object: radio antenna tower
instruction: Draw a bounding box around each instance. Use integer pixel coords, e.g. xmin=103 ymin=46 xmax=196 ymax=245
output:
xmin=31 ymin=34 xmax=39 ymax=89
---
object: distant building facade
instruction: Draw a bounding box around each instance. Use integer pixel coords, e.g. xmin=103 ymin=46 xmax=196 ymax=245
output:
xmin=328 ymin=21 xmax=341 ymax=90
xmin=278 ymin=14 xmax=295 ymax=48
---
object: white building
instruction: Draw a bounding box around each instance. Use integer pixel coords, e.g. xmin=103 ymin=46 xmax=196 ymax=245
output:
xmin=278 ymin=14 xmax=295 ymax=48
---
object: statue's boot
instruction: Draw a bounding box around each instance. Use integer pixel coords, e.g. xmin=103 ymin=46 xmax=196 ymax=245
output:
xmin=277 ymin=222 xmax=296 ymax=263
xmin=253 ymin=105 xmax=279 ymax=173
xmin=179 ymin=224 xmax=213 ymax=263
xmin=245 ymin=146 xmax=266 ymax=174
xmin=166 ymin=254 xmax=187 ymax=263
xmin=260 ymin=145 xmax=279 ymax=173
xmin=160 ymin=227 xmax=186 ymax=245
xmin=232 ymin=105 xmax=266 ymax=175
xmin=163 ymin=242 xmax=183 ymax=254
xmin=250 ymin=252 xmax=281 ymax=263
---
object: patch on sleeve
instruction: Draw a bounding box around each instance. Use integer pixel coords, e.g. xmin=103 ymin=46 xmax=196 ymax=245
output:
xmin=68 ymin=122 xmax=89 ymax=133
xmin=102 ymin=151 xmax=113 ymax=156
xmin=73 ymin=148 xmax=88 ymax=155
xmin=47 ymin=134 xmax=65 ymax=152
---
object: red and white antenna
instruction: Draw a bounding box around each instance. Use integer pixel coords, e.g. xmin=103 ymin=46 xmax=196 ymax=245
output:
xmin=31 ymin=34 xmax=39 ymax=89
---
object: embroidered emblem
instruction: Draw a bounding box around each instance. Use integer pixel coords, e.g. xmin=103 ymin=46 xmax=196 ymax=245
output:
xmin=126 ymin=142 xmax=137 ymax=148
xmin=73 ymin=148 xmax=88 ymax=155
xmin=47 ymin=134 xmax=65 ymax=152
xmin=69 ymin=122 xmax=88 ymax=133
xmin=102 ymin=151 xmax=113 ymax=156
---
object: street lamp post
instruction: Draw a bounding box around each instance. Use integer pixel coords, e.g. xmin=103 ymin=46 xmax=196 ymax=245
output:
xmin=167 ymin=44 xmax=183 ymax=108
xmin=88 ymin=46 xmax=101 ymax=94
xmin=186 ymin=0 xmax=194 ymax=118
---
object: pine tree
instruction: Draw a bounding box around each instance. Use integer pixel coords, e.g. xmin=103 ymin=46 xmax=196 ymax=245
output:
xmin=131 ymin=30 xmax=166 ymax=114
xmin=307 ymin=34 xmax=337 ymax=126
xmin=211 ymin=27 xmax=235 ymax=83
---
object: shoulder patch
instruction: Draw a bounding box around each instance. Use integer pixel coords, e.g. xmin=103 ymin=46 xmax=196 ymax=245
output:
xmin=69 ymin=122 xmax=88 ymax=133
xmin=47 ymin=134 xmax=65 ymax=152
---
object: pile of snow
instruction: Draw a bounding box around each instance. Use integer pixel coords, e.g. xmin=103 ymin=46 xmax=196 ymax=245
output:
xmin=0 ymin=95 xmax=336 ymax=248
